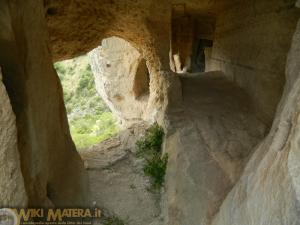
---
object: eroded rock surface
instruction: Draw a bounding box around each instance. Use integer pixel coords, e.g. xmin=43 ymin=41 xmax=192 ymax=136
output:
xmin=46 ymin=0 xmax=299 ymax=127
xmin=89 ymin=37 xmax=149 ymax=127
xmin=211 ymin=14 xmax=300 ymax=225
xmin=0 ymin=0 xmax=89 ymax=207
xmin=0 ymin=68 xmax=27 ymax=207
xmin=164 ymin=71 xmax=266 ymax=225
xmin=206 ymin=0 xmax=299 ymax=125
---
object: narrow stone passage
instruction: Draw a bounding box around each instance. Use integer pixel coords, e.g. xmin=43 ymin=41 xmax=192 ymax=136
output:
xmin=164 ymin=71 xmax=267 ymax=225
xmin=78 ymin=72 xmax=268 ymax=225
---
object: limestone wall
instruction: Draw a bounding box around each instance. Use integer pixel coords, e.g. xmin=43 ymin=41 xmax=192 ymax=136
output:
xmin=46 ymin=0 xmax=173 ymax=125
xmin=212 ymin=12 xmax=300 ymax=224
xmin=207 ymin=0 xmax=299 ymax=124
xmin=88 ymin=37 xmax=149 ymax=127
xmin=0 ymin=67 xmax=27 ymax=207
xmin=0 ymin=0 xmax=89 ymax=207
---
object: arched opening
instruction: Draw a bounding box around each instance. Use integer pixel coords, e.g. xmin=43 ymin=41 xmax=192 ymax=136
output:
xmin=54 ymin=36 xmax=151 ymax=150
xmin=53 ymin=37 xmax=157 ymax=223
xmin=190 ymin=39 xmax=213 ymax=72
xmin=132 ymin=58 xmax=150 ymax=99
xmin=170 ymin=4 xmax=215 ymax=74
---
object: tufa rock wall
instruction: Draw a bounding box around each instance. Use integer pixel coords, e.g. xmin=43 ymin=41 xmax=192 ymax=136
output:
xmin=0 ymin=67 xmax=27 ymax=207
xmin=45 ymin=0 xmax=173 ymax=123
xmin=0 ymin=0 xmax=89 ymax=207
xmin=88 ymin=37 xmax=149 ymax=127
xmin=207 ymin=0 xmax=299 ymax=125
xmin=212 ymin=12 xmax=300 ymax=224
xmin=0 ymin=2 xmax=27 ymax=208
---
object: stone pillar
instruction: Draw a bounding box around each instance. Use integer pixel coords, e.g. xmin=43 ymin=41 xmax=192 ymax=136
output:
xmin=0 ymin=0 xmax=89 ymax=207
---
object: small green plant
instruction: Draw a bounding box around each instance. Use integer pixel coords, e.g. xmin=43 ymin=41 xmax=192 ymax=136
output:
xmin=144 ymin=153 xmax=168 ymax=189
xmin=136 ymin=123 xmax=164 ymax=156
xmin=136 ymin=123 xmax=168 ymax=189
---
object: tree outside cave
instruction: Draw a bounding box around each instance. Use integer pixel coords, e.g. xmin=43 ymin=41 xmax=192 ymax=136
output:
xmin=54 ymin=55 xmax=119 ymax=150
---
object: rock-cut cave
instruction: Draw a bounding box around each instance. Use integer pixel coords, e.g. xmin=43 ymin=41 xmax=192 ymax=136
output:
xmin=1 ymin=0 xmax=300 ymax=225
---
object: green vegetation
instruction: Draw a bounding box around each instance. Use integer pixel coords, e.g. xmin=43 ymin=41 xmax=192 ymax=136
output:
xmin=54 ymin=55 xmax=119 ymax=149
xmin=143 ymin=153 xmax=168 ymax=189
xmin=136 ymin=123 xmax=168 ymax=190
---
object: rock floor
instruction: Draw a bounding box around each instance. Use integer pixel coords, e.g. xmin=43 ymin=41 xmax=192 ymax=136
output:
xmin=164 ymin=71 xmax=267 ymax=225
xmin=79 ymin=71 xmax=267 ymax=225
xmin=80 ymin=123 xmax=163 ymax=225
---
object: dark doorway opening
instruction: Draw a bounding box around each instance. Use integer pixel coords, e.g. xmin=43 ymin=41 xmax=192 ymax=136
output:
xmin=191 ymin=39 xmax=213 ymax=72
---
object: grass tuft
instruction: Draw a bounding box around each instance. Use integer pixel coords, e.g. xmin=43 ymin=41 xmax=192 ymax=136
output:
xmin=136 ymin=123 xmax=168 ymax=190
